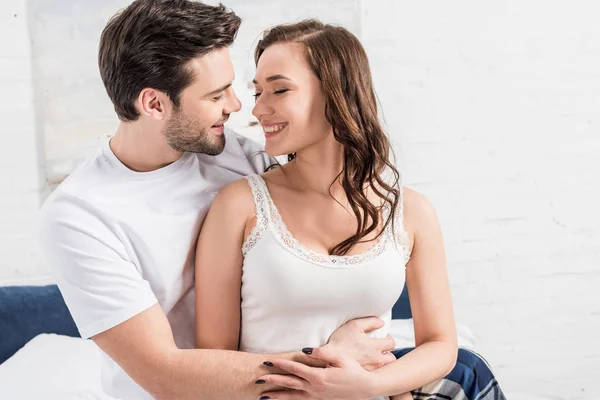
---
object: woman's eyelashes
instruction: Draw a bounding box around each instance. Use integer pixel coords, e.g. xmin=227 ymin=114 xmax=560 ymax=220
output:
xmin=253 ymin=88 xmax=290 ymax=101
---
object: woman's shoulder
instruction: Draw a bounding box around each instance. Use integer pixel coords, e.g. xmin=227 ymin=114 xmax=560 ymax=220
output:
xmin=209 ymin=177 xmax=257 ymax=220
xmin=402 ymin=186 xmax=437 ymax=213
xmin=215 ymin=168 xmax=290 ymax=207
xmin=401 ymin=186 xmax=441 ymax=234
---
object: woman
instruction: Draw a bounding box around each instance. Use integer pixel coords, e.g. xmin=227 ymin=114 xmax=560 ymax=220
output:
xmin=195 ymin=20 xmax=457 ymax=400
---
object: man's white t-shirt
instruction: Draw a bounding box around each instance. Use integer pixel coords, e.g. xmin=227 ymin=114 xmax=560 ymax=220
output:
xmin=39 ymin=128 xmax=272 ymax=399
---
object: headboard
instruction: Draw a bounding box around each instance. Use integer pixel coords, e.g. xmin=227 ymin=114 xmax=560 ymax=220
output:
xmin=0 ymin=283 xmax=411 ymax=364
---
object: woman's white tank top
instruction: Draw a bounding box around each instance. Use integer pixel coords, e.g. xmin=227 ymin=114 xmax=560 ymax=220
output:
xmin=239 ymin=174 xmax=410 ymax=398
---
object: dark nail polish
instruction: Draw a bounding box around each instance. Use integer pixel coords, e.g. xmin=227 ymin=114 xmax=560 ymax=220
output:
xmin=302 ymin=347 xmax=313 ymax=355
xmin=263 ymin=361 xmax=274 ymax=367
xmin=260 ymin=397 xmax=270 ymax=400
xmin=255 ymin=379 xmax=266 ymax=384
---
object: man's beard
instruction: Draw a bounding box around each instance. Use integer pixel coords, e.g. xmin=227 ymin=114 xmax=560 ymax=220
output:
xmin=163 ymin=109 xmax=226 ymax=155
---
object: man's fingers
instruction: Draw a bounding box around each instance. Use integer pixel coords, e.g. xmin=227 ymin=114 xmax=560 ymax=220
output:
xmin=377 ymin=350 xmax=397 ymax=367
xmin=375 ymin=334 xmax=397 ymax=353
xmin=349 ymin=316 xmax=385 ymax=333
xmin=256 ymin=373 xmax=308 ymax=391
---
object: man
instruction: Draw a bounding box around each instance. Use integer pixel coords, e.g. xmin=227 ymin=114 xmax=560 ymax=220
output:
xmin=39 ymin=1 xmax=396 ymax=399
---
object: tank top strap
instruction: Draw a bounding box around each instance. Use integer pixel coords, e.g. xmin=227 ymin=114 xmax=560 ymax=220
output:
xmin=246 ymin=174 xmax=272 ymax=220
xmin=384 ymin=174 xmax=411 ymax=263
xmin=242 ymin=174 xmax=271 ymax=256
xmin=395 ymin=175 xmax=405 ymax=234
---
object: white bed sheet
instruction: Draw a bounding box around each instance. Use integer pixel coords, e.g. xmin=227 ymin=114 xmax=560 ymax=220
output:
xmin=0 ymin=334 xmax=113 ymax=400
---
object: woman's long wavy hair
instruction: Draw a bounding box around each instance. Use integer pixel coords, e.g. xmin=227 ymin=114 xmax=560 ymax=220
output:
xmin=255 ymin=19 xmax=401 ymax=256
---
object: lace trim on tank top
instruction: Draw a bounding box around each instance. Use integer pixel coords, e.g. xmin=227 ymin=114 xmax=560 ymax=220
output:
xmin=242 ymin=174 xmax=410 ymax=267
xmin=241 ymin=174 xmax=270 ymax=256
xmin=390 ymin=183 xmax=411 ymax=264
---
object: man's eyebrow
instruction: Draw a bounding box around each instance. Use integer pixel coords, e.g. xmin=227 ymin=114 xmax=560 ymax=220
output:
xmin=203 ymin=82 xmax=232 ymax=97
xmin=252 ymin=74 xmax=292 ymax=85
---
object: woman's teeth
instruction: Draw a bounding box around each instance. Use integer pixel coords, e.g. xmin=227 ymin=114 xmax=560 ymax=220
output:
xmin=263 ymin=124 xmax=286 ymax=133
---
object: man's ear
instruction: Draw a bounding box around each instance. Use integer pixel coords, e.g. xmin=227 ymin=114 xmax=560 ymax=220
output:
xmin=137 ymin=88 xmax=168 ymax=120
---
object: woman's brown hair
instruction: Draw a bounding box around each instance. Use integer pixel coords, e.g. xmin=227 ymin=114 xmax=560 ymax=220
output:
xmin=255 ymin=19 xmax=401 ymax=256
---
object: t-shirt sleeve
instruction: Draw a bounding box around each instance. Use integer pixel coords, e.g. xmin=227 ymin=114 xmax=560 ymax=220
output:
xmin=234 ymin=133 xmax=278 ymax=173
xmin=39 ymin=193 xmax=158 ymax=339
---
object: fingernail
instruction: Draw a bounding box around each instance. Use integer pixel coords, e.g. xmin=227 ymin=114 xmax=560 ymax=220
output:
xmin=255 ymin=379 xmax=266 ymax=384
xmin=260 ymin=397 xmax=270 ymax=400
xmin=263 ymin=361 xmax=274 ymax=367
xmin=302 ymin=347 xmax=313 ymax=354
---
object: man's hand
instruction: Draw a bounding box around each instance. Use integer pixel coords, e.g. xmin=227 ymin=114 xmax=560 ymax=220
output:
xmin=327 ymin=317 xmax=396 ymax=371
xmin=257 ymin=346 xmax=378 ymax=400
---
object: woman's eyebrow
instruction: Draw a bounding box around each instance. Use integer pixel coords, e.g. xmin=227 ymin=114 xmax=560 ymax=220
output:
xmin=252 ymin=74 xmax=292 ymax=84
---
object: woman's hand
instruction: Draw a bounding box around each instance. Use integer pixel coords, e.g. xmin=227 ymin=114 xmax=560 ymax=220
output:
xmin=257 ymin=346 xmax=379 ymax=400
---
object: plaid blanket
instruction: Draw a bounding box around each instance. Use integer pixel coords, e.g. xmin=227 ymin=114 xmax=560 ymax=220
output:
xmin=391 ymin=348 xmax=506 ymax=400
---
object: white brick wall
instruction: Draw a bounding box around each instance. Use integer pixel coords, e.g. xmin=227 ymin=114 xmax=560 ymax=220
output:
xmin=1 ymin=0 xmax=599 ymax=398
xmin=0 ymin=0 xmax=49 ymax=285
xmin=361 ymin=1 xmax=600 ymax=398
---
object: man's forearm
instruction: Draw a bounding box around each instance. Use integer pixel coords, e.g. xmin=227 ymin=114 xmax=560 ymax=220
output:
xmin=149 ymin=348 xmax=318 ymax=400
xmin=92 ymin=305 xmax=322 ymax=399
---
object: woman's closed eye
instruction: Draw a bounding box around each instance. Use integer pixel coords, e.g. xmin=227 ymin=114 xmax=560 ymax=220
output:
xmin=253 ymin=88 xmax=290 ymax=100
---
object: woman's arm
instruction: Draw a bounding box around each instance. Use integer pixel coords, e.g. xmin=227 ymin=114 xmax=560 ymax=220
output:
xmin=195 ymin=179 xmax=256 ymax=350
xmin=368 ymin=187 xmax=458 ymax=395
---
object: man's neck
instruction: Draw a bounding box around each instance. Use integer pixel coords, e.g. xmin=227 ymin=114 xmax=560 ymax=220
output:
xmin=109 ymin=121 xmax=184 ymax=172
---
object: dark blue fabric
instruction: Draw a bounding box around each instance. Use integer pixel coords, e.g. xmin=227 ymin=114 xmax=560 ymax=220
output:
xmin=391 ymin=282 xmax=412 ymax=319
xmin=392 ymin=348 xmax=505 ymax=399
xmin=0 ymin=285 xmax=80 ymax=364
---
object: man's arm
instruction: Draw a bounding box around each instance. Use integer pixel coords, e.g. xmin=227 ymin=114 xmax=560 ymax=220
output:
xmin=93 ymin=304 xmax=282 ymax=400
xmin=38 ymin=193 xmax=282 ymax=399
xmin=94 ymin=305 xmax=396 ymax=400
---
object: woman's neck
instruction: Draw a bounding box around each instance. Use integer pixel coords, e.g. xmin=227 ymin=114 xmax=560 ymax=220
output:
xmin=283 ymin=136 xmax=346 ymax=199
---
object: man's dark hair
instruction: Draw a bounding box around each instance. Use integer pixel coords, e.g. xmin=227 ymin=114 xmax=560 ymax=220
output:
xmin=99 ymin=0 xmax=241 ymax=121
